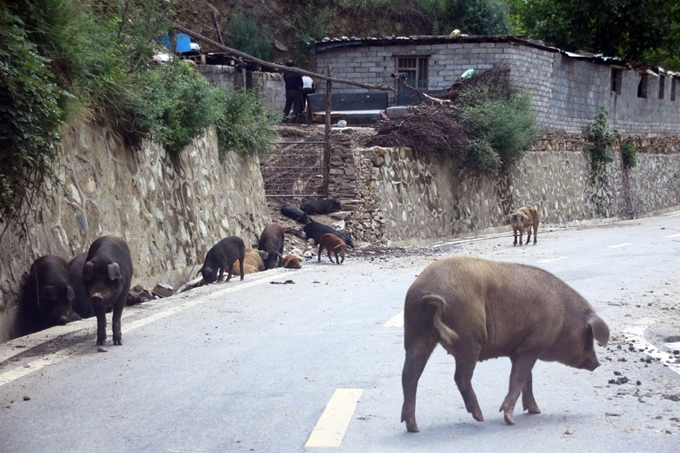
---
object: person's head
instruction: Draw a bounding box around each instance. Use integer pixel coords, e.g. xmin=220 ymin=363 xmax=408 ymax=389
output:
xmin=286 ymin=60 xmax=295 ymax=67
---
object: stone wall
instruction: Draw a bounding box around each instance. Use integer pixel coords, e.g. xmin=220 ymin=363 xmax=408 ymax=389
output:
xmin=327 ymin=128 xmax=680 ymax=245
xmin=198 ymin=65 xmax=285 ymax=114
xmin=0 ymin=124 xmax=270 ymax=343
xmin=314 ymin=41 xmax=680 ymax=135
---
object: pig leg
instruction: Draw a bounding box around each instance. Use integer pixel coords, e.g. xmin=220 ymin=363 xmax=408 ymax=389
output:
xmin=95 ymin=305 xmax=107 ymax=345
xmin=327 ymin=250 xmax=335 ymax=264
xmin=238 ymin=258 xmax=244 ymax=281
xmin=111 ymin=302 xmax=124 ymax=346
xmin=226 ymin=264 xmax=233 ymax=282
xmin=532 ymin=223 xmax=538 ymax=245
xmin=318 ymin=245 xmax=324 ymax=262
xmin=521 ymin=371 xmax=541 ymax=414
xmin=525 ymin=227 xmax=532 ymax=245
xmin=513 ymin=227 xmax=519 ymax=246
xmin=451 ymin=346 xmax=484 ymax=422
xmin=500 ymin=353 xmax=539 ymax=425
xmin=401 ymin=333 xmax=438 ymax=433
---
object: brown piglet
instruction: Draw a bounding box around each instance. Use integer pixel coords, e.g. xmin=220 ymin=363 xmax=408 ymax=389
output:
xmin=510 ymin=205 xmax=539 ymax=245
xmin=401 ymin=256 xmax=609 ymax=433
xmin=318 ymin=233 xmax=350 ymax=264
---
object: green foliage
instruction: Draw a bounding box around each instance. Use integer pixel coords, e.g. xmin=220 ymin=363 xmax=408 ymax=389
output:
xmin=460 ymin=89 xmax=537 ymax=172
xmin=0 ymin=9 xmax=65 ymax=226
xmin=441 ymin=0 xmax=510 ymax=35
xmin=621 ymin=140 xmax=638 ymax=169
xmin=215 ymin=90 xmax=277 ymax=156
xmin=226 ymin=12 xmax=273 ymax=62
xmin=508 ymin=0 xmax=680 ymax=70
xmin=136 ymin=61 xmax=226 ymax=155
xmin=461 ymin=139 xmax=502 ymax=173
xmin=583 ymin=107 xmax=616 ymax=166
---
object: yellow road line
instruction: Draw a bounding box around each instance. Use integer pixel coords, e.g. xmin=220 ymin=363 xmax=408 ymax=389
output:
xmin=384 ymin=311 xmax=404 ymax=328
xmin=305 ymin=388 xmax=363 ymax=448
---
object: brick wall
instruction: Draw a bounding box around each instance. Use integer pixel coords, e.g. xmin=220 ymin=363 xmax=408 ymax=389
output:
xmin=315 ymin=42 xmax=680 ymax=136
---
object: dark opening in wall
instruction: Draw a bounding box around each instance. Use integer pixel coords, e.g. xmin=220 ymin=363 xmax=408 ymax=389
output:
xmin=659 ymin=76 xmax=665 ymax=99
xmin=610 ymin=68 xmax=622 ymax=94
xmin=637 ymin=74 xmax=648 ymax=98
xmin=672 ymin=79 xmax=677 ymax=102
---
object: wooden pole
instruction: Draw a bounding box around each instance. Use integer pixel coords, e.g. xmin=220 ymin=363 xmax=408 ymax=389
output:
xmin=174 ymin=26 xmax=395 ymax=93
xmin=323 ymin=64 xmax=333 ymax=196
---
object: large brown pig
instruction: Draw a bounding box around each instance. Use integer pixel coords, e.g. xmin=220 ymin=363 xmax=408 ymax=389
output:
xmin=82 ymin=236 xmax=133 ymax=346
xmin=401 ymin=256 xmax=609 ymax=433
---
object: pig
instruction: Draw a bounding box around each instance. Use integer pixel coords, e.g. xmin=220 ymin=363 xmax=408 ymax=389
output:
xmin=283 ymin=255 xmax=302 ymax=269
xmin=510 ymin=205 xmax=539 ymax=246
xmin=22 ymin=255 xmax=79 ymax=333
xmin=258 ymin=223 xmax=285 ymax=270
xmin=82 ymin=236 xmax=133 ymax=346
xmin=68 ymin=252 xmax=94 ymax=319
xmin=303 ymin=219 xmax=354 ymax=249
xmin=300 ymin=199 xmax=342 ymax=215
xmin=318 ymin=233 xmax=350 ymax=264
xmin=232 ymin=248 xmax=268 ymax=275
xmin=281 ymin=204 xmax=311 ymax=225
xmin=198 ymin=236 xmax=245 ymax=284
xmin=401 ymin=256 xmax=609 ymax=433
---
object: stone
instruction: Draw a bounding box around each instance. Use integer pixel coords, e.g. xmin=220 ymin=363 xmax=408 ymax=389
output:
xmin=153 ymin=282 xmax=175 ymax=298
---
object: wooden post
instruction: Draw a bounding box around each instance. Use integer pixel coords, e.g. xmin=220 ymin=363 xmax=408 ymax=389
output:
xmin=323 ymin=64 xmax=333 ymax=196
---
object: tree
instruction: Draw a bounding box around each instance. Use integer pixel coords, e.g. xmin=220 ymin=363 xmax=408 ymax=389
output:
xmin=509 ymin=0 xmax=680 ymax=70
xmin=442 ymin=0 xmax=510 ymax=35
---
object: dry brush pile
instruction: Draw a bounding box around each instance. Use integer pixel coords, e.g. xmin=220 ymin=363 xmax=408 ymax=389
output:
xmin=364 ymin=64 xmax=537 ymax=174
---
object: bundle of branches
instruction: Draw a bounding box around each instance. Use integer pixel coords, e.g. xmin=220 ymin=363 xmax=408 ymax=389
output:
xmin=364 ymin=64 xmax=536 ymax=174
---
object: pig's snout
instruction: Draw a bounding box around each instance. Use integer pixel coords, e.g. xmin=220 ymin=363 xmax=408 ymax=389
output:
xmin=577 ymin=356 xmax=601 ymax=371
xmin=91 ymin=293 xmax=104 ymax=305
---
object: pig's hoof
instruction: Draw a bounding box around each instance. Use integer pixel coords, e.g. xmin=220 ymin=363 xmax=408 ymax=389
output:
xmin=523 ymin=403 xmax=541 ymax=414
xmin=96 ymin=338 xmax=106 ymax=346
xmin=503 ymin=411 xmax=516 ymax=425
xmin=405 ymin=422 xmax=420 ymax=433
xmin=471 ymin=410 xmax=484 ymax=422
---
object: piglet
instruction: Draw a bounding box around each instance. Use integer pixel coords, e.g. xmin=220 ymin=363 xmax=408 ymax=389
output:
xmin=82 ymin=236 xmax=133 ymax=346
xmin=318 ymin=233 xmax=350 ymax=264
xmin=401 ymin=256 xmax=609 ymax=433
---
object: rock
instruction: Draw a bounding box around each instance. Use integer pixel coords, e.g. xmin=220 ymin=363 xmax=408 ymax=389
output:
xmin=152 ymin=282 xmax=174 ymax=298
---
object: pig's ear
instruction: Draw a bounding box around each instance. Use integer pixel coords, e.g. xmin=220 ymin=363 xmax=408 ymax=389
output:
xmin=107 ymin=262 xmax=122 ymax=280
xmin=259 ymin=250 xmax=269 ymax=260
xmin=40 ymin=286 xmax=57 ymax=302
xmin=587 ymin=315 xmax=610 ymax=347
xmin=66 ymin=285 xmax=76 ymax=303
xmin=83 ymin=261 xmax=94 ymax=281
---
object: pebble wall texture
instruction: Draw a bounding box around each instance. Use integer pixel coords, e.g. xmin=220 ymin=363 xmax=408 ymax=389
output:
xmin=327 ymin=128 xmax=680 ymax=246
xmin=0 ymin=124 xmax=269 ymax=343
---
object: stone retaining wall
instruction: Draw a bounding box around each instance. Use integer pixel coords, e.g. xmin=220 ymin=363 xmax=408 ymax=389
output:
xmin=327 ymin=128 xmax=680 ymax=245
xmin=0 ymin=124 xmax=270 ymax=343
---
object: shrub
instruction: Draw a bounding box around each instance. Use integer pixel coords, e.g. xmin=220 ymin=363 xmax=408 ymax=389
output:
xmin=621 ymin=140 xmax=638 ymax=169
xmin=215 ymin=90 xmax=277 ymax=156
xmin=0 ymin=9 xmax=65 ymax=227
xmin=583 ymin=107 xmax=616 ymax=166
xmin=226 ymin=12 xmax=273 ymax=62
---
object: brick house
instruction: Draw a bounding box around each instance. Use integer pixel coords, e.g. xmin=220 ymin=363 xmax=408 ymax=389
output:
xmin=310 ymin=35 xmax=680 ymax=135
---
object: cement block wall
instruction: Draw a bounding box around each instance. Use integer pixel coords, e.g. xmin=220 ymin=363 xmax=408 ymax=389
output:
xmin=0 ymin=124 xmax=270 ymax=343
xmin=314 ymin=42 xmax=680 ymax=135
xmin=327 ymin=128 xmax=680 ymax=246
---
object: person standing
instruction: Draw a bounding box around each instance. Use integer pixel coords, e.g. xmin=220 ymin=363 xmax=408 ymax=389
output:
xmin=301 ymin=75 xmax=316 ymax=121
xmin=283 ymin=60 xmax=303 ymax=123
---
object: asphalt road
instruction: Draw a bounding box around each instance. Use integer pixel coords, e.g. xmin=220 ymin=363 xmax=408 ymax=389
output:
xmin=1 ymin=211 xmax=679 ymax=453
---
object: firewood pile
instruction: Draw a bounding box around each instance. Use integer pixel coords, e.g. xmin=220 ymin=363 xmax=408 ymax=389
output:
xmin=363 ymin=64 xmax=513 ymax=159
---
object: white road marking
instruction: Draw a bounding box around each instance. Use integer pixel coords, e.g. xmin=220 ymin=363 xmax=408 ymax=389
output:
xmin=537 ymin=256 xmax=567 ymax=263
xmin=0 ymin=271 xmax=301 ymax=388
xmin=662 ymin=211 xmax=680 ymax=218
xmin=607 ymin=243 xmax=633 ymax=249
xmin=384 ymin=311 xmax=404 ymax=328
xmin=623 ymin=319 xmax=680 ymax=376
xmin=666 ymin=233 xmax=680 ymax=238
xmin=305 ymin=388 xmax=363 ymax=448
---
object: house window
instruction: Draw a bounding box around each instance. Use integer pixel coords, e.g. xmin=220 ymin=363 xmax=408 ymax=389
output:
xmin=637 ymin=74 xmax=648 ymax=98
xmin=671 ymin=79 xmax=676 ymax=101
xmin=396 ymin=56 xmax=429 ymax=90
xmin=610 ymin=69 xmax=622 ymax=94
xmin=659 ymin=76 xmax=665 ymax=99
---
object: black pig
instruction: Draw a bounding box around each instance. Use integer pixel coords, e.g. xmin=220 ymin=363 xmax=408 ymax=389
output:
xmin=258 ymin=223 xmax=285 ymax=270
xmin=281 ymin=204 xmax=310 ymax=225
xmin=303 ymin=219 xmax=354 ymax=249
xmin=22 ymin=255 xmax=79 ymax=333
xmin=82 ymin=236 xmax=133 ymax=346
xmin=300 ymin=199 xmax=342 ymax=215
xmin=68 ymin=252 xmax=93 ymax=319
xmin=198 ymin=236 xmax=245 ymax=284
